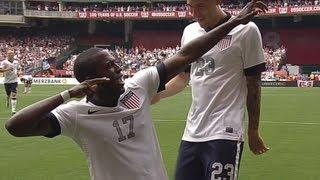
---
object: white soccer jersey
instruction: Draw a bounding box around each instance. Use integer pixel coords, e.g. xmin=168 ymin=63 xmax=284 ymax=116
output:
xmin=51 ymin=66 xmax=168 ymax=180
xmin=23 ymin=75 xmax=33 ymax=81
xmin=181 ymin=21 xmax=265 ymax=142
xmin=1 ymin=59 xmax=19 ymax=83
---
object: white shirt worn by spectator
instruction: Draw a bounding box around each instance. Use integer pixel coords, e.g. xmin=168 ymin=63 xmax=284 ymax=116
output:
xmin=51 ymin=67 xmax=168 ymax=180
xmin=1 ymin=59 xmax=19 ymax=83
xmin=181 ymin=21 xmax=265 ymax=142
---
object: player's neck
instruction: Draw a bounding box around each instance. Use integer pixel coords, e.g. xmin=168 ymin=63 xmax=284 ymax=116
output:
xmin=207 ymin=8 xmax=228 ymax=30
xmin=88 ymin=94 xmax=119 ymax=107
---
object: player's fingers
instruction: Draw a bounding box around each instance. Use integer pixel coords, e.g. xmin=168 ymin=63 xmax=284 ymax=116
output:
xmin=249 ymin=0 xmax=258 ymax=6
xmin=255 ymin=1 xmax=268 ymax=13
xmin=258 ymin=145 xmax=270 ymax=154
xmin=88 ymin=84 xmax=98 ymax=93
xmin=263 ymin=146 xmax=270 ymax=152
xmin=87 ymin=77 xmax=110 ymax=86
xmin=256 ymin=1 xmax=268 ymax=10
xmin=243 ymin=11 xmax=258 ymax=21
xmin=254 ymin=149 xmax=264 ymax=155
xmin=253 ymin=149 xmax=261 ymax=155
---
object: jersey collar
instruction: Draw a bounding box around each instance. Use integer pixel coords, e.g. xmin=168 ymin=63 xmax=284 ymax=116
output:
xmin=205 ymin=12 xmax=232 ymax=32
xmin=84 ymin=98 xmax=123 ymax=112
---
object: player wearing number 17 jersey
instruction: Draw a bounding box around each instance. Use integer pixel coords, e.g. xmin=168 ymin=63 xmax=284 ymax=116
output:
xmin=5 ymin=3 xmax=267 ymax=179
xmin=49 ymin=59 xmax=168 ymax=180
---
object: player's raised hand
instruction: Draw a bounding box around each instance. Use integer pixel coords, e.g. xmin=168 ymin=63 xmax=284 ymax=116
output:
xmin=235 ymin=0 xmax=268 ymax=24
xmin=248 ymin=130 xmax=270 ymax=155
xmin=68 ymin=77 xmax=110 ymax=98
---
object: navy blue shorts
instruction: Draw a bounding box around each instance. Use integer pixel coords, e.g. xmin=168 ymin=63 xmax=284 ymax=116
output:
xmin=4 ymin=82 xmax=18 ymax=96
xmin=175 ymin=139 xmax=244 ymax=180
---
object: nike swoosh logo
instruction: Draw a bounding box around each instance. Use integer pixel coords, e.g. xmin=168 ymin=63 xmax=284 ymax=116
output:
xmin=88 ymin=109 xmax=101 ymax=114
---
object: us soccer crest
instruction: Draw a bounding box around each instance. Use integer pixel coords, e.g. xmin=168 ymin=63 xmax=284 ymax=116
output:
xmin=217 ymin=35 xmax=232 ymax=50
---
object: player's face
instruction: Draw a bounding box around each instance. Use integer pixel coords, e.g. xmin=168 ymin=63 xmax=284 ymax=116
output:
xmin=7 ymin=52 xmax=14 ymax=62
xmin=187 ymin=0 xmax=218 ymax=29
xmin=94 ymin=51 xmax=125 ymax=96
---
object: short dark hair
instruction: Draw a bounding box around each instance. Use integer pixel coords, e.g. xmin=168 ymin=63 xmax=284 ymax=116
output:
xmin=73 ymin=47 xmax=105 ymax=83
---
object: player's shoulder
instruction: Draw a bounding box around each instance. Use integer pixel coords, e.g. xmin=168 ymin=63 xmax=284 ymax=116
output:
xmin=239 ymin=22 xmax=260 ymax=34
xmin=227 ymin=21 xmax=260 ymax=40
xmin=183 ymin=22 xmax=202 ymax=34
xmin=129 ymin=66 xmax=157 ymax=80
xmin=124 ymin=66 xmax=159 ymax=93
xmin=60 ymin=99 xmax=87 ymax=109
xmin=2 ymin=59 xmax=9 ymax=64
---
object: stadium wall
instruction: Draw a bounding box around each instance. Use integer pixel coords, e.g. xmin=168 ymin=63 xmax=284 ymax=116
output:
xmin=262 ymin=28 xmax=320 ymax=65
xmin=132 ymin=30 xmax=182 ymax=49
xmin=0 ymin=77 xmax=79 ymax=85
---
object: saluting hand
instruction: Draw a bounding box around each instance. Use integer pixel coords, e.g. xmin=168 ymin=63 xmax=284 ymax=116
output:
xmin=68 ymin=77 xmax=110 ymax=98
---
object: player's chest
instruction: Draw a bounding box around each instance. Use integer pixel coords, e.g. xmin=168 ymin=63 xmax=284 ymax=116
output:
xmin=191 ymin=40 xmax=243 ymax=77
xmin=77 ymin=90 xmax=150 ymax=143
xmin=77 ymin=109 xmax=152 ymax=144
xmin=5 ymin=61 xmax=18 ymax=69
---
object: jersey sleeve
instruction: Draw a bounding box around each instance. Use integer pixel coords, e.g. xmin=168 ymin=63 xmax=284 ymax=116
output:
xmin=50 ymin=101 xmax=77 ymax=138
xmin=241 ymin=22 xmax=266 ymax=76
xmin=129 ymin=63 xmax=166 ymax=98
xmin=181 ymin=28 xmax=186 ymax=47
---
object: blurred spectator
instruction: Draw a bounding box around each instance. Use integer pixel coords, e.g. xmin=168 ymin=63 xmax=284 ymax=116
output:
xmin=262 ymin=46 xmax=290 ymax=81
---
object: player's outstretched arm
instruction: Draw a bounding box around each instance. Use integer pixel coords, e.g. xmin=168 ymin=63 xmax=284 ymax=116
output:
xmin=163 ymin=0 xmax=267 ymax=80
xmin=5 ymin=78 xmax=109 ymax=137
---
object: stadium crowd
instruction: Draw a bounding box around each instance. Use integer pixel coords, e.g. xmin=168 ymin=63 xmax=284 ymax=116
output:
xmin=262 ymin=46 xmax=320 ymax=81
xmin=0 ymin=33 xmax=74 ymax=74
xmin=64 ymin=45 xmax=320 ymax=82
xmin=0 ymin=33 xmax=318 ymax=82
xmin=63 ymin=45 xmax=180 ymax=78
xmin=27 ymin=2 xmax=189 ymax=12
xmin=27 ymin=0 xmax=319 ymax=12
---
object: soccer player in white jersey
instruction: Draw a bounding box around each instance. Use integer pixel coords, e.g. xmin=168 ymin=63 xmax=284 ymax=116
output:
xmin=0 ymin=50 xmax=20 ymax=114
xmin=5 ymin=2 xmax=267 ymax=179
xmin=152 ymin=0 xmax=270 ymax=179
xmin=21 ymin=74 xmax=33 ymax=94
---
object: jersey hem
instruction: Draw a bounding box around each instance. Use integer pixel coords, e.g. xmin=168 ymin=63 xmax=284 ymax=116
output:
xmin=244 ymin=60 xmax=265 ymax=69
xmin=182 ymin=135 xmax=244 ymax=142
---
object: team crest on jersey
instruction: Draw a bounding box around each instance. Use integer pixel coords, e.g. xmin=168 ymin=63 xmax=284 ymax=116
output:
xmin=120 ymin=91 xmax=140 ymax=109
xmin=194 ymin=56 xmax=215 ymax=76
xmin=217 ymin=35 xmax=232 ymax=50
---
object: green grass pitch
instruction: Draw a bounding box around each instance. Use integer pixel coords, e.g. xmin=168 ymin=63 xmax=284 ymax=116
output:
xmin=0 ymin=85 xmax=320 ymax=180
